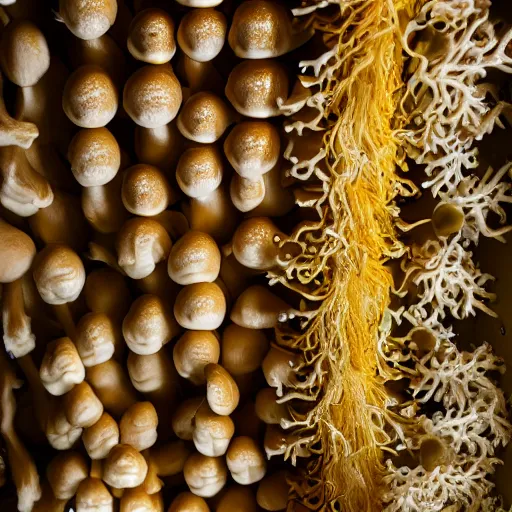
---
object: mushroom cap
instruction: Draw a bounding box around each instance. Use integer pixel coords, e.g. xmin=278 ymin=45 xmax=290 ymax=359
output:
xmin=217 ymin=486 xmax=258 ymax=512
xmin=68 ymin=127 xmax=121 ymax=187
xmin=45 ymin=405 xmax=83 ymax=450
xmin=127 ymin=8 xmax=176 ymax=64
xmin=261 ymin=347 xmax=299 ymax=397
xmin=0 ymin=219 xmax=36 ymax=283
xmin=204 ymin=363 xmax=239 ymax=416
xmin=59 ymin=0 xmax=117 ymax=40
xmin=39 ymin=337 xmax=85 ymax=396
xmin=225 ymin=60 xmax=289 ymax=118
xmin=123 ymin=294 xmax=180 ymax=355
xmin=224 ymin=121 xmax=280 ymax=179
xmin=177 ymin=9 xmax=227 ymax=63
xmin=226 ymin=436 xmax=266 ymax=485
xmin=82 ymin=412 xmax=119 ymax=460
xmin=168 ymin=492 xmax=209 ymax=512
xmin=192 ymin=402 xmax=234 ymax=457
xmin=116 ymin=217 xmax=172 ymax=279
xmin=176 ymin=145 xmax=223 ymax=198
xmin=76 ymin=478 xmax=114 ymax=512
xmin=256 ymin=471 xmax=290 ymax=511
xmin=120 ymin=402 xmax=159 ymax=451
xmin=123 ymin=65 xmax=182 ymax=128
xmin=120 ymin=488 xmax=163 ymax=512
xmin=177 ymin=92 xmax=233 ymax=144
xmin=127 ymin=349 xmax=176 ymax=394
xmin=33 ymin=244 xmax=86 ymax=305
xmin=174 ymin=282 xmax=226 ymax=330
xmin=121 ymin=164 xmax=173 ymax=216
xmin=0 ymin=19 xmax=50 ymax=87
xmin=183 ymin=453 xmax=227 ymax=498
xmin=221 ymin=324 xmax=269 ymax=376
xmin=173 ymin=330 xmax=220 ymax=385
xmin=254 ymin=388 xmax=288 ymax=425
xmin=64 ymin=381 xmax=104 ymax=428
xmin=47 ymin=451 xmax=89 ymax=500
xmin=103 ymin=444 xmax=148 ymax=489
xmin=168 ymin=231 xmax=221 ymax=286
xmin=230 ymin=174 xmax=265 ymax=213
xmin=171 ymin=397 xmax=204 ymax=441
xmin=175 ymin=0 xmax=223 ymax=6
xmin=63 ymin=65 xmax=118 ymax=128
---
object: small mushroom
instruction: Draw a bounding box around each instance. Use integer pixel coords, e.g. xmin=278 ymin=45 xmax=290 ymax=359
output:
xmin=172 ymin=397 xmax=204 ymax=441
xmin=119 ymin=402 xmax=158 ymax=451
xmin=230 ymin=174 xmax=265 ymax=213
xmin=217 ymin=485 xmax=258 ymax=512
xmin=257 ymin=471 xmax=290 ymax=511
xmin=103 ymin=444 xmax=148 ymax=489
xmin=0 ymin=218 xmax=35 ymax=284
xmin=76 ymin=477 xmax=114 ymax=512
xmin=174 ymin=282 xmax=226 ymax=330
xmin=64 ymin=381 xmax=104 ymax=428
xmin=120 ymin=488 xmax=163 ymax=512
xmin=82 ymin=412 xmax=119 ymax=460
xmin=45 ymin=402 xmax=83 ymax=450
xmin=127 ymin=8 xmax=176 ymax=64
xmin=134 ymin=122 xmax=183 ymax=171
xmin=255 ymin=388 xmax=289 ymax=425
xmin=58 ymin=0 xmax=118 ymax=40
xmin=177 ymin=9 xmax=227 ymax=63
xmin=47 ymin=451 xmax=89 ymax=500
xmin=431 ymin=202 xmax=465 ymax=238
xmin=192 ymin=402 xmax=234 ymax=457
xmin=226 ymin=437 xmax=266 ymax=485
xmin=204 ymin=363 xmax=239 ymax=416
xmin=63 ymin=65 xmax=118 ymax=128
xmin=263 ymin=424 xmax=310 ymax=460
xmin=261 ymin=347 xmax=300 ymax=398
xmin=168 ymin=492 xmax=209 ymax=512
xmin=123 ymin=65 xmax=182 ymax=128
xmin=183 ymin=453 xmax=227 ymax=498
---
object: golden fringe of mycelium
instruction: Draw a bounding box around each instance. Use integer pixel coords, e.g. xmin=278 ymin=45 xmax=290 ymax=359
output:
xmin=266 ymin=1 xmax=425 ymax=510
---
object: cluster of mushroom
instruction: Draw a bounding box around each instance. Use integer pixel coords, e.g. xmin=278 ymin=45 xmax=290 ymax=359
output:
xmin=0 ymin=0 xmax=317 ymax=510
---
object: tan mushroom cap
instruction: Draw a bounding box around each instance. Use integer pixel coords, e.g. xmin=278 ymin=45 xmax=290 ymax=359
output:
xmin=82 ymin=412 xmax=119 ymax=460
xmin=121 ymin=164 xmax=174 ymax=216
xmin=76 ymin=478 xmax=114 ymax=512
xmin=183 ymin=453 xmax=227 ymax=498
xmin=64 ymin=381 xmax=104 ymax=428
xmin=127 ymin=348 xmax=177 ymax=394
xmin=176 ymin=145 xmax=223 ymax=198
xmin=168 ymin=231 xmax=221 ymax=286
xmin=0 ymin=218 xmax=36 ymax=283
xmin=58 ymin=0 xmax=117 ymax=40
xmin=192 ymin=402 xmax=234 ymax=457
xmin=177 ymin=9 xmax=227 ymax=63
xmin=224 ymin=121 xmax=280 ymax=180
xmin=226 ymin=436 xmax=266 ymax=485
xmin=123 ymin=294 xmax=180 ymax=355
xmin=47 ymin=451 xmax=89 ymax=500
xmin=128 ymin=8 xmax=176 ymax=64
xmin=171 ymin=397 xmax=204 ymax=441
xmin=33 ymin=244 xmax=86 ymax=305
xmin=120 ymin=488 xmax=163 ymax=512
xmin=255 ymin=388 xmax=289 ymax=425
xmin=261 ymin=347 xmax=299 ymax=398
xmin=221 ymin=324 xmax=269 ymax=376
xmin=168 ymin=492 xmax=210 ymax=512
xmin=0 ymin=20 xmax=50 ymax=87
xmin=68 ymin=127 xmax=121 ymax=187
xmin=39 ymin=337 xmax=85 ymax=396
xmin=174 ymin=282 xmax=226 ymax=330
xmin=256 ymin=471 xmax=290 ymax=511
xmin=63 ymin=65 xmax=118 ymax=128
xmin=225 ymin=60 xmax=289 ymax=118
xmin=230 ymin=174 xmax=265 ymax=213
xmin=217 ymin=485 xmax=258 ymax=512
xmin=204 ymin=363 xmax=239 ymax=416
xmin=123 ymin=65 xmax=182 ymax=129
xmin=117 ymin=217 xmax=172 ymax=279
xmin=120 ymin=402 xmax=158 ymax=451
xmin=45 ymin=405 xmax=83 ymax=450
xmin=103 ymin=444 xmax=149 ymax=489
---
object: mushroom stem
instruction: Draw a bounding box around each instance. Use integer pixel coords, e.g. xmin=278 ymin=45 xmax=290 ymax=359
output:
xmin=53 ymin=303 xmax=77 ymax=339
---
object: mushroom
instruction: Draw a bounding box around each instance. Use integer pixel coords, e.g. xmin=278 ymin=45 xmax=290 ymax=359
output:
xmin=204 ymin=363 xmax=239 ymax=416
xmin=221 ymin=324 xmax=269 ymax=376
xmin=168 ymin=231 xmax=221 ymax=286
xmin=431 ymin=202 xmax=465 ymax=238
xmin=257 ymin=471 xmax=290 ymax=511
xmin=175 ymin=0 xmax=223 ymax=7
xmin=255 ymin=388 xmax=289 ymax=425
xmin=173 ymin=330 xmax=220 ymax=385
xmin=0 ymin=19 xmax=50 ymax=86
xmin=262 ymin=346 xmax=300 ymax=398
xmin=0 ymin=218 xmax=35 ymax=284
xmin=168 ymin=492 xmax=209 ymax=512
xmin=58 ymin=0 xmax=118 ymax=40
xmin=177 ymin=92 xmax=234 ymax=144
xmin=63 ymin=65 xmax=118 ymax=128
xmin=192 ymin=402 xmax=234 ymax=457
xmin=39 ymin=336 xmax=86 ymax=396
xmin=119 ymin=402 xmax=158 ymax=451
xmin=121 ymin=164 xmax=175 ymax=216
xmin=172 ymin=397 xmax=204 ymax=441
xmin=76 ymin=477 xmax=114 ymax=512
xmin=228 ymin=1 xmax=313 ymax=59
xmin=120 ymin=488 xmax=163 ymax=512
xmin=32 ymin=482 xmax=66 ymax=512
xmin=45 ymin=401 xmax=83 ymax=450
xmin=226 ymin=437 xmax=266 ymax=485
xmin=263 ymin=424 xmax=310 ymax=460
xmin=47 ymin=451 xmax=89 ymax=500
xmin=174 ymin=282 xmax=226 ymax=330
xmin=86 ymin=359 xmax=138 ymax=418
xmin=127 ymin=8 xmax=176 ymax=64
xmin=135 ymin=261 xmax=181 ymax=305
xmin=225 ymin=60 xmax=289 ymax=118
xmin=183 ymin=453 xmax=227 ymax=498
xmin=177 ymin=9 xmax=227 ymax=63
xmin=216 ymin=485 xmax=258 ymax=512
xmin=149 ymin=440 xmax=190 ymax=477
xmin=68 ymin=127 xmax=121 ymax=187
xmin=76 ymin=312 xmax=123 ymax=367
xmin=64 ymin=381 xmax=104 ymax=428
xmin=230 ymin=174 xmax=265 ymax=213
xmin=150 ymin=210 xmax=190 ymax=242
xmin=123 ymin=65 xmax=182 ymax=128
xmin=116 ymin=217 xmax=172 ymax=279
xmin=0 ymin=145 xmax=53 ymax=217
xmin=103 ymin=444 xmax=148 ymax=489
xmin=224 ymin=121 xmax=280 ymax=181
xmin=123 ymin=294 xmax=180 ymax=355
xmin=176 ymin=54 xmax=224 ymax=95
xmin=82 ymin=412 xmax=119 ymax=460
